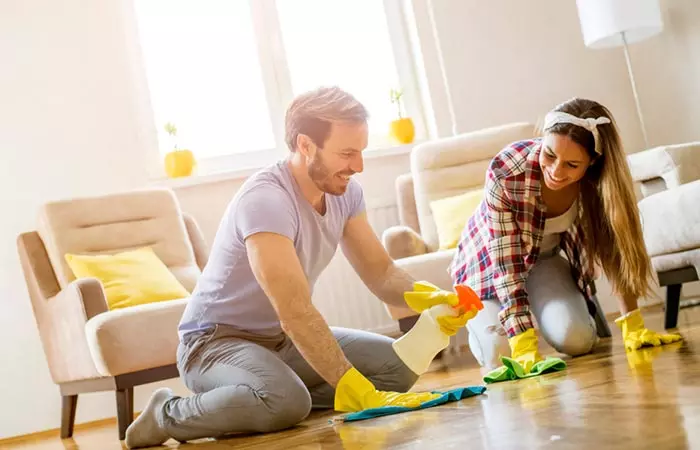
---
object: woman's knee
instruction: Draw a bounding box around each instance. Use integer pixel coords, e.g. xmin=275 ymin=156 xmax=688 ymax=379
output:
xmin=468 ymin=324 xmax=510 ymax=369
xmin=464 ymin=300 xmax=510 ymax=369
xmin=542 ymin=320 xmax=596 ymax=356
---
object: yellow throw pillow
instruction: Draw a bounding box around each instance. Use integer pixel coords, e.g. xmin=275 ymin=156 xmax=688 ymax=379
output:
xmin=430 ymin=189 xmax=484 ymax=250
xmin=64 ymin=247 xmax=190 ymax=310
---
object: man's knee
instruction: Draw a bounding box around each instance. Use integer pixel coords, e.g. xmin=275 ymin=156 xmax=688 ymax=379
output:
xmin=265 ymin=384 xmax=311 ymax=432
xmin=391 ymin=358 xmax=420 ymax=392
xmin=230 ymin=382 xmax=312 ymax=433
xmin=371 ymin=346 xmax=419 ymax=393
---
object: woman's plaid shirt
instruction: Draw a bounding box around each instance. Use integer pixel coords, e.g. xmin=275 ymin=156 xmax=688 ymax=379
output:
xmin=448 ymin=139 xmax=596 ymax=338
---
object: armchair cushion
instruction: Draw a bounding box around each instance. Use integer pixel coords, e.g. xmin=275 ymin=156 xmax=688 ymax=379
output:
xmin=638 ymin=180 xmax=700 ymax=268
xmin=429 ymin=189 xmax=484 ymax=250
xmin=85 ymin=298 xmax=188 ymax=376
xmin=382 ymin=226 xmax=429 ymax=260
xmin=627 ymin=142 xmax=700 ymax=197
xmin=65 ymin=247 xmax=190 ymax=310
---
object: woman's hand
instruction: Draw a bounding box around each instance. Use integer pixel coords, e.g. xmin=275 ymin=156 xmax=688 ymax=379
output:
xmin=615 ymin=309 xmax=682 ymax=351
xmin=508 ymin=328 xmax=543 ymax=372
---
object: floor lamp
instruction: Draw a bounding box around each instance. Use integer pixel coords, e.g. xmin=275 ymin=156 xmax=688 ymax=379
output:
xmin=575 ymin=0 xmax=664 ymax=149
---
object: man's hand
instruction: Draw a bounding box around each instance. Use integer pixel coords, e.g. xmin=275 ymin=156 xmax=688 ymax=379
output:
xmin=433 ymin=305 xmax=478 ymax=336
xmin=403 ymin=281 xmax=459 ymax=313
xmin=246 ymin=231 xmax=351 ymax=386
xmin=334 ymin=367 xmax=440 ymax=412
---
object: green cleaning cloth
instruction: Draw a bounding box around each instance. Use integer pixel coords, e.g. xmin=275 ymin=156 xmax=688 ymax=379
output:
xmin=331 ymin=386 xmax=486 ymax=423
xmin=483 ymin=356 xmax=566 ymax=384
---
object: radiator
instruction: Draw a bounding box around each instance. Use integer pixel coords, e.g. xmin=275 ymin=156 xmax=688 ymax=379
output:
xmin=311 ymin=199 xmax=401 ymax=335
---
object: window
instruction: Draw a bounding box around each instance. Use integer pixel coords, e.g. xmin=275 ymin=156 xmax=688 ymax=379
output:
xmin=276 ymin=0 xmax=402 ymax=144
xmin=132 ymin=0 xmax=423 ymax=175
xmin=133 ymin=0 xmax=275 ymax=161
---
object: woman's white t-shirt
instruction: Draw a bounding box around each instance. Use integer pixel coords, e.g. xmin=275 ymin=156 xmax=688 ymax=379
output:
xmin=540 ymin=200 xmax=578 ymax=253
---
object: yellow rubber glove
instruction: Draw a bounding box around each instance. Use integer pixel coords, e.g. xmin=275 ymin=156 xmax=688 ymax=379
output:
xmin=615 ymin=309 xmax=682 ymax=351
xmin=403 ymin=281 xmax=459 ymax=313
xmin=334 ymin=367 xmax=441 ymax=412
xmin=508 ymin=328 xmax=543 ymax=373
xmin=434 ymin=305 xmax=479 ymax=336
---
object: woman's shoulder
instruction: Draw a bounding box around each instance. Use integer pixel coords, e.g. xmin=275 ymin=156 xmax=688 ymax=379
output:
xmin=488 ymin=138 xmax=542 ymax=180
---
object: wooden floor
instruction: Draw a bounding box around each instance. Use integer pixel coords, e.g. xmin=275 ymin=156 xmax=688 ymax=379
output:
xmin=7 ymin=305 xmax=700 ymax=450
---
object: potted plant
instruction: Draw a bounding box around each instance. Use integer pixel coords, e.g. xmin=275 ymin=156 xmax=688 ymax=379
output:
xmin=389 ymin=88 xmax=415 ymax=144
xmin=163 ymin=122 xmax=196 ymax=178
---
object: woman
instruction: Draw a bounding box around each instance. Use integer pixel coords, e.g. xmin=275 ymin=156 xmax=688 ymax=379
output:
xmin=449 ymin=97 xmax=682 ymax=371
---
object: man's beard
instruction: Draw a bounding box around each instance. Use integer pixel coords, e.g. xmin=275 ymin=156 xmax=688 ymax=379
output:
xmin=307 ymin=152 xmax=348 ymax=196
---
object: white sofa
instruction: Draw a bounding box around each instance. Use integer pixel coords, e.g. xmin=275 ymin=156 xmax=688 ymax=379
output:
xmin=627 ymin=142 xmax=700 ymax=328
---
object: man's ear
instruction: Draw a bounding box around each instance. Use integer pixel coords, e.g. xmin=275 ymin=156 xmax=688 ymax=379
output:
xmin=296 ymin=134 xmax=315 ymax=158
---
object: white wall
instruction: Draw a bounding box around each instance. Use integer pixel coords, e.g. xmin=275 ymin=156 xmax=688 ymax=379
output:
xmin=2 ymin=0 xmax=700 ymax=441
xmin=0 ymin=0 xmax=413 ymax=437
xmin=0 ymin=0 xmax=161 ymax=439
xmin=425 ymin=0 xmax=700 ymax=151
xmin=420 ymin=0 xmax=700 ymax=312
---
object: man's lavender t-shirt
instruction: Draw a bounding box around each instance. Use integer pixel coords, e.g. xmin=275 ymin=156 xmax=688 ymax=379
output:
xmin=178 ymin=160 xmax=366 ymax=339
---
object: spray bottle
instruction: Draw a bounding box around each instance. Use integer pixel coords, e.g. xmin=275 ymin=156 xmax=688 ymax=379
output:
xmin=392 ymin=285 xmax=483 ymax=376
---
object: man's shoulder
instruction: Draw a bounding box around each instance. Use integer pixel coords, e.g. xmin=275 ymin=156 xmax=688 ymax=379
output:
xmin=236 ymin=161 xmax=295 ymax=203
xmin=344 ymin=177 xmax=364 ymax=201
xmin=488 ymin=138 xmax=541 ymax=181
xmin=330 ymin=177 xmax=365 ymax=220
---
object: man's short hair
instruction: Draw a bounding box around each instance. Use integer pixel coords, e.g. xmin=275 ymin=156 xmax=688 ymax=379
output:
xmin=284 ymin=86 xmax=369 ymax=152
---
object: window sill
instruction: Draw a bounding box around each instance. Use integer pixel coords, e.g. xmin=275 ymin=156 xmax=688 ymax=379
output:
xmin=149 ymin=141 xmax=421 ymax=190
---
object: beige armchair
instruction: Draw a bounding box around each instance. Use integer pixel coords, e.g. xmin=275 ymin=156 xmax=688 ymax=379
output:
xmin=17 ymin=188 xmax=207 ymax=440
xmin=381 ymin=122 xmax=537 ymax=330
xmin=627 ymin=142 xmax=700 ymax=329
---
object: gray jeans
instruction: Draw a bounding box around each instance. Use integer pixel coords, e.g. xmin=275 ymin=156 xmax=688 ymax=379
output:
xmin=467 ymin=252 xmax=598 ymax=369
xmin=159 ymin=325 xmax=418 ymax=442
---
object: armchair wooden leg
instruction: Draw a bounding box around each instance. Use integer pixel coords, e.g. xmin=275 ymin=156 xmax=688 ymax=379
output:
xmin=665 ymin=284 xmax=682 ymax=330
xmin=116 ymin=388 xmax=134 ymax=441
xmin=60 ymin=394 xmax=78 ymax=439
xmin=398 ymin=315 xmax=419 ymax=334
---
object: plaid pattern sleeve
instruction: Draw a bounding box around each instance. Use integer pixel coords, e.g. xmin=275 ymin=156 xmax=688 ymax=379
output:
xmin=449 ymin=140 xmax=543 ymax=338
xmin=485 ymin=173 xmax=535 ymax=337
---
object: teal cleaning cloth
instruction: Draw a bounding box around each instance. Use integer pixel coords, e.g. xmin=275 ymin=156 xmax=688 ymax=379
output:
xmin=332 ymin=386 xmax=486 ymax=423
xmin=483 ymin=356 xmax=566 ymax=384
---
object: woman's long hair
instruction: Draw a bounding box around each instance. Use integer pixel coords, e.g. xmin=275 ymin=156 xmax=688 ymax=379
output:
xmin=545 ymin=98 xmax=654 ymax=302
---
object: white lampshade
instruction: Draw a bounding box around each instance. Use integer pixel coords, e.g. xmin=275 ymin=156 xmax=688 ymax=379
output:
xmin=575 ymin=0 xmax=664 ymax=49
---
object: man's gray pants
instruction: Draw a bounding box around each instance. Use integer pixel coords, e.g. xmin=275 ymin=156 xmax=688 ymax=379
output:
xmin=158 ymin=324 xmax=418 ymax=442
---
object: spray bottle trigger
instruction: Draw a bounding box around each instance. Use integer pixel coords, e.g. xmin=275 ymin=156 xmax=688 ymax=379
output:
xmin=455 ymin=284 xmax=484 ymax=312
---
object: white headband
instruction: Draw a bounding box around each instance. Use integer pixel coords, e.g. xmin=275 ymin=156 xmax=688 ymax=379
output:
xmin=543 ymin=111 xmax=611 ymax=155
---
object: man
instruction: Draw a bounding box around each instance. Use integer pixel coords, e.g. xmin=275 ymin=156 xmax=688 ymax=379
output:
xmin=125 ymin=86 xmax=473 ymax=448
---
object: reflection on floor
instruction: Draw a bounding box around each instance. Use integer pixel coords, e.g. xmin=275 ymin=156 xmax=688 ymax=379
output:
xmin=7 ymin=305 xmax=700 ymax=449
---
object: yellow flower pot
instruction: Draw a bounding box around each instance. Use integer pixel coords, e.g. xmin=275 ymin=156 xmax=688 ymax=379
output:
xmin=390 ymin=118 xmax=415 ymax=144
xmin=164 ymin=149 xmax=196 ymax=178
